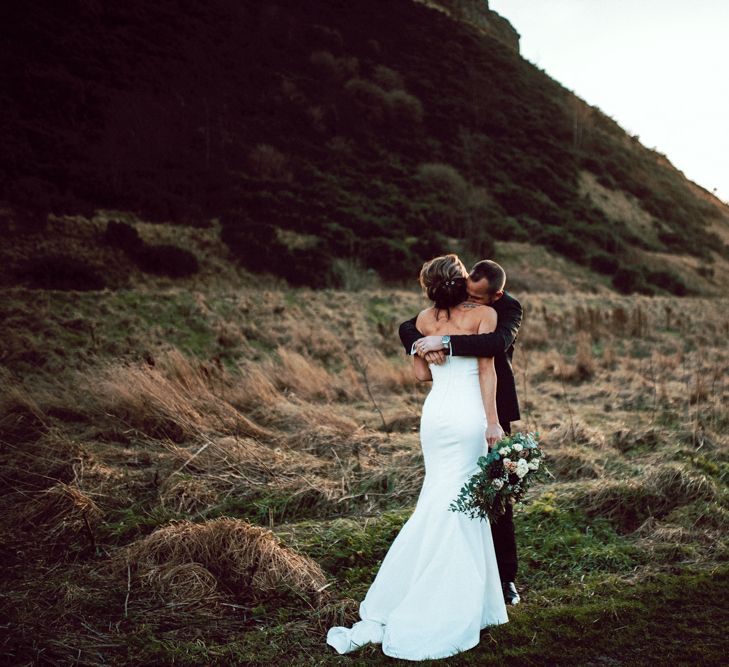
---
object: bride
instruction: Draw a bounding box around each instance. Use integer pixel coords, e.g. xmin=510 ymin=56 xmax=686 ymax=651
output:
xmin=326 ymin=253 xmax=509 ymax=660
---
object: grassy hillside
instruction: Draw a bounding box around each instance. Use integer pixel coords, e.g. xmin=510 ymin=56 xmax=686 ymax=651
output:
xmin=3 ymin=0 xmax=729 ymax=295
xmin=2 ymin=283 xmax=728 ymax=664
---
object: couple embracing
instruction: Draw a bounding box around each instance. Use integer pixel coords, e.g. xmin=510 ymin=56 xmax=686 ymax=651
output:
xmin=327 ymin=253 xmax=523 ymax=661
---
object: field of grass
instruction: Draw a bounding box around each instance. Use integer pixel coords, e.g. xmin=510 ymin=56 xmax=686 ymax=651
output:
xmin=2 ymin=284 xmax=728 ymax=665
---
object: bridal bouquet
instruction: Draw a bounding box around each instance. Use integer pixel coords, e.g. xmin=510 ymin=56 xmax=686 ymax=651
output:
xmin=449 ymin=431 xmax=548 ymax=524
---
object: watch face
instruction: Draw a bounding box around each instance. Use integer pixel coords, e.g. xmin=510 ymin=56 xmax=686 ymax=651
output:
xmin=442 ymin=335 xmax=451 ymax=344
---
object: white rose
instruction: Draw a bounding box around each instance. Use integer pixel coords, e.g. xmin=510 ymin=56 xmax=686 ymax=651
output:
xmin=498 ymin=448 xmax=509 ymax=456
xmin=492 ymin=478 xmax=504 ymax=489
xmin=513 ymin=443 xmax=523 ymax=452
xmin=502 ymin=457 xmax=511 ymax=464
xmin=516 ymin=467 xmax=528 ymax=478
xmin=528 ymin=461 xmax=538 ymax=470
xmin=531 ymin=458 xmax=541 ymax=468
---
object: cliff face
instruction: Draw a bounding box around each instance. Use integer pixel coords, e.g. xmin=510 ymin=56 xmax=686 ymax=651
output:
xmin=416 ymin=0 xmax=520 ymax=52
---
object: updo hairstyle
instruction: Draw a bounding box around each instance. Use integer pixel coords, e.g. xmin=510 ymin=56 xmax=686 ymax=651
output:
xmin=418 ymin=253 xmax=468 ymax=316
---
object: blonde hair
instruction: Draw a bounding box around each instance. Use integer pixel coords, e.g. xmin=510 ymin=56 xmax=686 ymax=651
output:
xmin=419 ymin=253 xmax=468 ymax=315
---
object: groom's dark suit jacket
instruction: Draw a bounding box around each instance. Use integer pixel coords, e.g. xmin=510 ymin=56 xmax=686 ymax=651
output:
xmin=398 ymin=291 xmax=522 ymax=424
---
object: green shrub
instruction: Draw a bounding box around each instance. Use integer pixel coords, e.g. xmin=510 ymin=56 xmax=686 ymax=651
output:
xmin=135 ymin=243 xmax=199 ymax=277
xmin=342 ymin=77 xmax=389 ymax=126
xmin=588 ymin=250 xmax=619 ymax=275
xmin=17 ymin=253 xmax=105 ymax=290
xmin=613 ymin=266 xmax=652 ymax=295
xmin=386 ymin=89 xmax=424 ymax=126
xmin=221 ymin=219 xmax=282 ymax=273
xmin=361 ymin=237 xmax=416 ymax=281
xmin=104 ymin=220 xmax=142 ymax=254
xmin=645 ymin=269 xmax=689 ymax=296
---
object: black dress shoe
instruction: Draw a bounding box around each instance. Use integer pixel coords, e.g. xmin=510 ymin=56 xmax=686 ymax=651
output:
xmin=502 ymin=581 xmax=521 ymax=605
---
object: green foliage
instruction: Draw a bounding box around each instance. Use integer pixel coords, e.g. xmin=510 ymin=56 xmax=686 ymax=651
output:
xmin=135 ymin=243 xmax=200 ymax=277
xmin=2 ymin=0 xmax=723 ymax=289
xmin=104 ymin=220 xmax=143 ymax=254
xmin=16 ymin=253 xmax=106 ymax=291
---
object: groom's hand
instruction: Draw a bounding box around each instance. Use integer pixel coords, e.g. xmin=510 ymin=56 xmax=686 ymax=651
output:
xmin=486 ymin=423 xmax=505 ymax=448
xmin=423 ymin=350 xmax=446 ymax=365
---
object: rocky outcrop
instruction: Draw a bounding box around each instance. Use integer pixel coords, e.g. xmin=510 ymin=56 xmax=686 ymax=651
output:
xmin=417 ymin=0 xmax=520 ymax=52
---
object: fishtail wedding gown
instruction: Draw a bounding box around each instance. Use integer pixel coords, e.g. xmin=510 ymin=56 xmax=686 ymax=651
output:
xmin=326 ymin=355 xmax=508 ymax=660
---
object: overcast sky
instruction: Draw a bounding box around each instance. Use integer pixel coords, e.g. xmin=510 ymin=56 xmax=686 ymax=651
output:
xmin=489 ymin=0 xmax=729 ymax=202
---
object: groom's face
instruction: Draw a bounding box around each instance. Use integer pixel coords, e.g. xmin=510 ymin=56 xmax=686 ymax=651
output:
xmin=466 ymin=277 xmax=493 ymax=305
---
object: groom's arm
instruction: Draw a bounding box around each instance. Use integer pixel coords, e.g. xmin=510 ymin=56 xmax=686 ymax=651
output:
xmin=450 ymin=296 xmax=522 ymax=357
xmin=398 ymin=316 xmax=423 ymax=355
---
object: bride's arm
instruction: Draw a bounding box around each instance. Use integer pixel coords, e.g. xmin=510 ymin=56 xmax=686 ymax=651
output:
xmin=476 ymin=308 xmax=503 ymax=447
xmin=414 ymin=354 xmax=432 ymax=382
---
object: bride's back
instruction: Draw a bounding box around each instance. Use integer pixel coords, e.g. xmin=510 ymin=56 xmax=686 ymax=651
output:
xmin=417 ymin=302 xmax=492 ymax=337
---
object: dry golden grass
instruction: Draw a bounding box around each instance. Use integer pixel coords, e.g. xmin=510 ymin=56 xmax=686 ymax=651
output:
xmin=138 ymin=562 xmax=227 ymax=610
xmin=568 ymin=462 xmax=719 ymax=532
xmin=121 ymin=517 xmax=330 ymax=604
xmin=17 ymin=482 xmax=102 ymax=549
xmin=2 ymin=283 xmax=729 ymax=663
xmin=85 ymin=348 xmax=272 ymax=442
xmin=0 ymin=383 xmax=49 ymax=444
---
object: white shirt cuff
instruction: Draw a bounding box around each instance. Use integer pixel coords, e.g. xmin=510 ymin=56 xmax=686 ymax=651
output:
xmin=410 ymin=341 xmax=418 ymax=356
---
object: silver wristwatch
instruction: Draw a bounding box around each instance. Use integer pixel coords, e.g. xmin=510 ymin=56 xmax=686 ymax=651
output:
xmin=441 ymin=335 xmax=451 ymax=351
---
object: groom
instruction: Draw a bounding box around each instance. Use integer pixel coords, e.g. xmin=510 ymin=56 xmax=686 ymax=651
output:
xmin=398 ymin=259 xmax=523 ymax=605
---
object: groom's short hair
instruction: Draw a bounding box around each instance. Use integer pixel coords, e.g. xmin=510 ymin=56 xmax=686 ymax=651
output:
xmin=469 ymin=260 xmax=506 ymax=293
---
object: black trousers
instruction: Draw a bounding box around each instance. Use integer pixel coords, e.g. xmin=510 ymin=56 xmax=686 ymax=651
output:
xmin=491 ymin=421 xmax=518 ymax=582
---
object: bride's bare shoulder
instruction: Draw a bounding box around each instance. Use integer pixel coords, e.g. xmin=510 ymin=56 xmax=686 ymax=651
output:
xmin=415 ymin=306 xmax=435 ymax=327
xmin=476 ymin=304 xmax=498 ymax=329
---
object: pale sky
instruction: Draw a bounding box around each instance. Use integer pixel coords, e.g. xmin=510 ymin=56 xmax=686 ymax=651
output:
xmin=489 ymin=0 xmax=729 ymax=202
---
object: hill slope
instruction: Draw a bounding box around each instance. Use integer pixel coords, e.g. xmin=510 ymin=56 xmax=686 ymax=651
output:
xmin=2 ymin=0 xmax=728 ymax=295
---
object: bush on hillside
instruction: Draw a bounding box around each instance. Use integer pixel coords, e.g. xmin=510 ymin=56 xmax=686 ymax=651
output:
xmin=372 ymin=65 xmax=404 ymax=91
xmin=360 ymin=237 xmax=416 ymax=281
xmin=309 ymin=50 xmax=359 ymax=83
xmin=280 ymin=242 xmax=337 ymax=288
xmin=411 ymin=230 xmax=451 ymax=262
xmin=221 ymin=220 xmax=282 ymax=273
xmin=588 ymin=250 xmax=619 ymax=275
xmin=104 ymin=220 xmax=143 ymax=254
xmin=342 ymin=78 xmax=389 ymax=127
xmin=385 ymin=89 xmax=424 ymax=127
xmin=247 ymin=144 xmax=292 ymax=182
xmin=613 ymin=267 xmax=653 ymax=295
xmin=645 ymin=269 xmax=690 ymax=296
xmin=17 ymin=254 xmax=106 ymax=290
xmin=135 ymin=243 xmax=199 ymax=277
xmin=415 ymin=163 xmax=468 ymax=202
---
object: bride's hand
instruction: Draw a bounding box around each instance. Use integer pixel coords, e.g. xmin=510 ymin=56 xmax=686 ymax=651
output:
xmin=485 ymin=423 xmax=505 ymax=448
xmin=424 ymin=350 xmax=446 ymax=365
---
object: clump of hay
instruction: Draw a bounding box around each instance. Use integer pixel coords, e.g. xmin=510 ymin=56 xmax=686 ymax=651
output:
xmin=122 ymin=517 xmax=329 ymax=605
xmin=159 ymin=473 xmax=219 ymax=514
xmin=0 ymin=432 xmax=84 ymax=497
xmin=633 ymin=516 xmax=710 ymax=544
xmin=270 ymin=348 xmax=338 ymax=401
xmin=384 ymin=410 xmax=420 ymax=433
xmin=542 ymin=420 xmax=606 ymax=449
xmin=139 ymin=562 xmax=226 ymax=610
xmin=87 ymin=348 xmax=271 ymax=442
xmin=231 ymin=361 xmax=281 ymax=417
xmin=0 ymin=386 xmax=48 ymax=444
xmin=547 ymin=445 xmax=605 ymax=480
xmin=310 ymin=596 xmax=359 ymax=634
xmin=18 ymin=482 xmax=102 ymax=548
xmin=571 ymin=462 xmax=717 ymax=532
xmin=611 ymin=427 xmax=662 ymax=453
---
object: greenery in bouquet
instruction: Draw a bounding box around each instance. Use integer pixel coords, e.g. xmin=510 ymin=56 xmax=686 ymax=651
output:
xmin=449 ymin=431 xmax=549 ymax=524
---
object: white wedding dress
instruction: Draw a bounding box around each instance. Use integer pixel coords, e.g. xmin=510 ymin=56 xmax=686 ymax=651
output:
xmin=326 ymin=355 xmax=509 ymax=660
